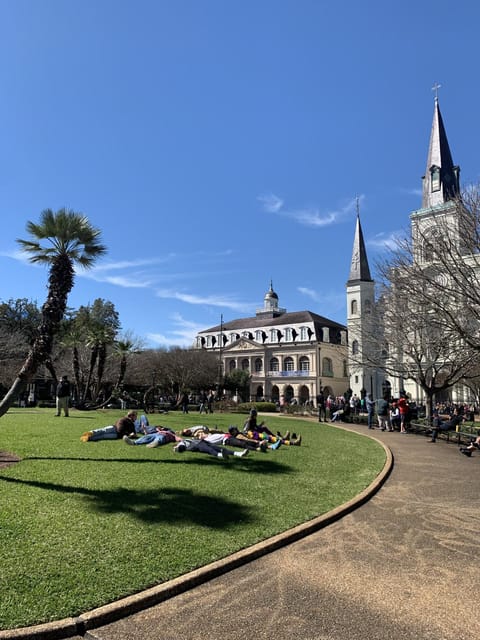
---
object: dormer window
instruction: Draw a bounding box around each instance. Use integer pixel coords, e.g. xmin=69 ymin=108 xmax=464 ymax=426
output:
xmin=430 ymin=165 xmax=441 ymax=192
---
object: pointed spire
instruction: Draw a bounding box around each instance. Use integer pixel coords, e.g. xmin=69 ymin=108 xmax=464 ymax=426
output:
xmin=422 ymin=91 xmax=460 ymax=208
xmin=347 ymin=208 xmax=372 ymax=284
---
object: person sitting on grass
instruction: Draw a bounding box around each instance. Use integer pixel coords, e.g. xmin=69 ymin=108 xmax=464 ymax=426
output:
xmin=242 ymin=408 xmax=276 ymax=438
xmin=459 ymin=435 xmax=480 ymax=457
xmin=80 ymin=411 xmax=138 ymax=442
xmin=173 ymin=438 xmax=249 ymax=459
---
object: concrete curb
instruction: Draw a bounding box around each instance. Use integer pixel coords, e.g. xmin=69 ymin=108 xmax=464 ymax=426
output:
xmin=0 ymin=433 xmax=392 ymax=640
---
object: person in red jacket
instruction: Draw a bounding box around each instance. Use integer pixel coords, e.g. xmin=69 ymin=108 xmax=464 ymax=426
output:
xmin=397 ymin=394 xmax=408 ymax=433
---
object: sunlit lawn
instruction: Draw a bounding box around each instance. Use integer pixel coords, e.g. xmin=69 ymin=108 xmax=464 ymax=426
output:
xmin=0 ymin=407 xmax=385 ymax=630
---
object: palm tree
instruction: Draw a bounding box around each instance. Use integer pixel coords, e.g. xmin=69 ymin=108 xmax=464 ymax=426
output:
xmin=0 ymin=208 xmax=106 ymax=417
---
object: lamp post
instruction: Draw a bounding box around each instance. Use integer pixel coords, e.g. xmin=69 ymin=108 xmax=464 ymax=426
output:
xmin=218 ymin=314 xmax=224 ymax=399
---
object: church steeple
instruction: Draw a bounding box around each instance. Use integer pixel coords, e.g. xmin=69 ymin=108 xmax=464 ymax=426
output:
xmin=347 ymin=213 xmax=372 ymax=285
xmin=422 ymin=91 xmax=460 ymax=209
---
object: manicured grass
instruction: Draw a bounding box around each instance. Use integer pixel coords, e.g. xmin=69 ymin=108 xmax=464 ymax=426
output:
xmin=0 ymin=408 xmax=385 ymax=630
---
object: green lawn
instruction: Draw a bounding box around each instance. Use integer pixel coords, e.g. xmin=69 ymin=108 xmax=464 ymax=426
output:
xmin=0 ymin=408 xmax=385 ymax=630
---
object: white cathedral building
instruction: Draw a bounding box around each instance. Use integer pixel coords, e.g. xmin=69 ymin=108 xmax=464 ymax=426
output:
xmin=348 ymin=94 xmax=474 ymax=405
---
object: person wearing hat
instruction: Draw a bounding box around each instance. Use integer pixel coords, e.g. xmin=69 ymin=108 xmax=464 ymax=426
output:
xmin=55 ymin=375 xmax=71 ymax=417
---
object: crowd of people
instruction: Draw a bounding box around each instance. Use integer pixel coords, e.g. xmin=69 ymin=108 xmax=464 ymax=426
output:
xmin=80 ymin=408 xmax=302 ymax=460
xmin=318 ymin=391 xmax=478 ymax=457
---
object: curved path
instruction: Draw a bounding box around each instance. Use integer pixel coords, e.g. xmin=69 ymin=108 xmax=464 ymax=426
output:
xmin=2 ymin=424 xmax=479 ymax=640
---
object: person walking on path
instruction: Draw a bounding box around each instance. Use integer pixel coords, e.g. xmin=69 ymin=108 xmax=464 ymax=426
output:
xmin=55 ymin=375 xmax=71 ymax=417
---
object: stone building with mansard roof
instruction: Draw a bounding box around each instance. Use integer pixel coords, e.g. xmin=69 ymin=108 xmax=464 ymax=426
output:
xmin=195 ymin=283 xmax=349 ymax=404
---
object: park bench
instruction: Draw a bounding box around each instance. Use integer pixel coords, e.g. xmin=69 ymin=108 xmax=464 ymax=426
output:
xmin=410 ymin=419 xmax=479 ymax=445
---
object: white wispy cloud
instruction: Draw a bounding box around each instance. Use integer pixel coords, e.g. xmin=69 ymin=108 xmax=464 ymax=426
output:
xmin=257 ymin=193 xmax=284 ymax=213
xmin=147 ymin=313 xmax=206 ymax=347
xmin=155 ymin=288 xmax=253 ymax=313
xmin=367 ymin=231 xmax=402 ymax=251
xmin=298 ymin=286 xmax=320 ymax=301
xmin=91 ymin=255 xmax=176 ymax=272
xmin=258 ymin=193 xmax=361 ymax=227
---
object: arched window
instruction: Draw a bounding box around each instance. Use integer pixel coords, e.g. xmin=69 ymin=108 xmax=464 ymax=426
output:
xmin=351 ymin=299 xmax=358 ymax=315
xmin=270 ymin=329 xmax=278 ymax=343
xmin=364 ymin=299 xmax=372 ymax=314
xmin=254 ymin=357 xmax=263 ymax=373
xmin=229 ymin=333 xmax=236 ymax=343
xmin=352 ymin=340 xmax=359 ymax=355
xmin=343 ymin=359 xmax=348 ymax=377
xmin=269 ymin=357 xmax=279 ymax=372
xmin=322 ymin=357 xmax=333 ymax=377
xmin=284 ymin=327 xmax=292 ymax=342
xmin=255 ymin=330 xmax=262 ymax=343
xmin=241 ymin=358 xmax=249 ymax=371
xmin=242 ymin=331 xmax=249 ymax=338
xmin=284 ymin=356 xmax=294 ymax=371
xmin=229 ymin=360 xmax=236 ymax=372
xmin=431 ymin=165 xmax=441 ymax=192
xmin=206 ymin=335 xmax=212 ymax=347
xmin=299 ymin=356 xmax=310 ymax=372
xmin=300 ymin=326 xmax=308 ymax=341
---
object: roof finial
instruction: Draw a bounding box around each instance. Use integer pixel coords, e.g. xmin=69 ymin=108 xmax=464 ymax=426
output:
xmin=432 ymin=82 xmax=441 ymax=101
xmin=355 ymin=195 xmax=360 ymax=218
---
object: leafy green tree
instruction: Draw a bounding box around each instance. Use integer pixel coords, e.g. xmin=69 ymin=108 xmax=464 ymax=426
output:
xmin=74 ymin=299 xmax=120 ymax=404
xmin=223 ymin=368 xmax=252 ymax=401
xmin=0 ymin=208 xmax=106 ymax=417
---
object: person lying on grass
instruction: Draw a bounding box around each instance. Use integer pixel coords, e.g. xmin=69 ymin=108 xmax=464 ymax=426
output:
xmin=173 ymin=438 xmax=249 ymax=459
xmin=80 ymin=411 xmax=138 ymax=442
xmin=241 ymin=424 xmax=302 ymax=447
xmin=123 ymin=426 xmax=178 ymax=448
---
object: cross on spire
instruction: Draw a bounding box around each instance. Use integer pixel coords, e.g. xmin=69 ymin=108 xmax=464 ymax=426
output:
xmin=432 ymin=82 xmax=442 ymax=100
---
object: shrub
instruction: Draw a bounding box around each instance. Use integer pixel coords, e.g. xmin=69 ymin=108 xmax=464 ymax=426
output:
xmin=236 ymin=402 xmax=277 ymax=413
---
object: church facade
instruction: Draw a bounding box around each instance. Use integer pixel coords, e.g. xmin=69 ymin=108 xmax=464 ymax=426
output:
xmin=195 ymin=284 xmax=349 ymax=404
xmin=347 ymin=95 xmax=475 ymax=405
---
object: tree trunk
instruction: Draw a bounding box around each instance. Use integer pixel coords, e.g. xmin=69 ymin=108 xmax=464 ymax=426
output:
xmin=0 ymin=254 xmax=73 ymax=418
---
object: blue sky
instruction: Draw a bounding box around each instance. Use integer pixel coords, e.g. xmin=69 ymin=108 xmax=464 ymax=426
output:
xmin=1 ymin=0 xmax=479 ymax=348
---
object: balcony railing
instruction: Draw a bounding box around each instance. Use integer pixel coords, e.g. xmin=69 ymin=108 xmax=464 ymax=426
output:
xmin=266 ymin=370 xmax=311 ymax=377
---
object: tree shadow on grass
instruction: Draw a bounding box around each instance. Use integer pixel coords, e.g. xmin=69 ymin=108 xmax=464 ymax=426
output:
xmin=22 ymin=455 xmax=295 ymax=475
xmin=0 ymin=475 xmax=256 ymax=527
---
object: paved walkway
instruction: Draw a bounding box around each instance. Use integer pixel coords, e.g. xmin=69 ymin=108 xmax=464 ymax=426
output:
xmin=2 ymin=425 xmax=479 ymax=640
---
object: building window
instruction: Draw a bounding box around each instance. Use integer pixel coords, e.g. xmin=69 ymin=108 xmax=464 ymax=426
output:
xmin=284 ymin=356 xmax=294 ymax=371
xmin=206 ymin=335 xmax=212 ymax=347
xmin=299 ymin=356 xmax=309 ymax=372
xmin=431 ymin=165 xmax=441 ymax=192
xmin=351 ymin=299 xmax=358 ymax=315
xmin=343 ymin=360 xmax=348 ymax=377
xmin=352 ymin=340 xmax=359 ymax=355
xmin=229 ymin=333 xmax=236 ymax=343
xmin=364 ymin=299 xmax=372 ymax=314
xmin=299 ymin=356 xmax=310 ymax=372
xmin=229 ymin=360 xmax=236 ymax=372
xmin=322 ymin=357 xmax=333 ymax=377
xmin=270 ymin=329 xmax=278 ymax=343
xmin=255 ymin=330 xmax=262 ymax=343
xmin=300 ymin=326 xmax=308 ymax=341
xmin=284 ymin=327 xmax=292 ymax=342
xmin=269 ymin=357 xmax=279 ymax=372
xmin=241 ymin=331 xmax=249 ymax=338
xmin=255 ymin=358 xmax=263 ymax=373
xmin=241 ymin=358 xmax=249 ymax=371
